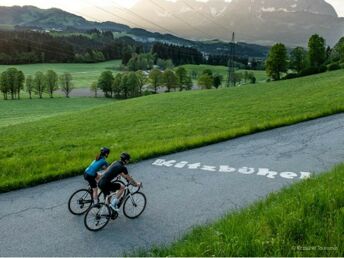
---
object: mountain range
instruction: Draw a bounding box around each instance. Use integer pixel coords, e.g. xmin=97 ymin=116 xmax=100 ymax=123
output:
xmin=129 ymin=0 xmax=344 ymax=46
xmin=0 ymin=0 xmax=343 ymax=47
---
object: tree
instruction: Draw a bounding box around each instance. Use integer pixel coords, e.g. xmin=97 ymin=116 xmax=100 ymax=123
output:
xmin=202 ymin=69 xmax=213 ymax=77
xmin=157 ymin=59 xmax=174 ymax=70
xmin=16 ymin=70 xmax=25 ymax=100
xmin=0 ymin=71 xmax=9 ymax=100
xmin=265 ymin=43 xmax=288 ymax=80
xmin=91 ymin=81 xmax=98 ymax=98
xmin=98 ymin=71 xmax=114 ymax=98
xmin=25 ymin=75 xmax=34 ymax=99
xmin=163 ymin=69 xmax=178 ymax=92
xmin=33 ymin=71 xmax=46 ymax=99
xmin=175 ymin=67 xmax=192 ymax=91
xmin=59 ymin=72 xmax=73 ymax=98
xmin=127 ymin=72 xmax=140 ymax=97
xmin=308 ymin=34 xmax=326 ymax=68
xmin=120 ymin=73 xmax=129 ymax=98
xmin=290 ymin=47 xmax=307 ymax=74
xmin=112 ymin=73 xmax=122 ymax=98
xmin=198 ymin=74 xmax=213 ymax=89
xmin=135 ymin=70 xmax=146 ymax=95
xmin=45 ymin=70 xmax=58 ymax=98
xmin=149 ymin=69 xmax=162 ymax=93
xmin=213 ymin=74 xmax=223 ymax=89
xmin=232 ymin=72 xmax=243 ymax=86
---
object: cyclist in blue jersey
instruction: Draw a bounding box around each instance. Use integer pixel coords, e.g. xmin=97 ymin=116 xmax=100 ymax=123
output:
xmin=84 ymin=147 xmax=110 ymax=206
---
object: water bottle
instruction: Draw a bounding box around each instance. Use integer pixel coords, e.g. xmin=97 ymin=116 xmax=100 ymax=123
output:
xmin=111 ymin=197 xmax=118 ymax=208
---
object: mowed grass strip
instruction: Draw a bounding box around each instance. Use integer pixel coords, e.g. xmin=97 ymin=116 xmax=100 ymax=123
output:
xmin=0 ymin=97 xmax=113 ymax=128
xmin=0 ymin=60 xmax=121 ymax=88
xmin=136 ymin=164 xmax=344 ymax=257
xmin=0 ymin=70 xmax=343 ymax=192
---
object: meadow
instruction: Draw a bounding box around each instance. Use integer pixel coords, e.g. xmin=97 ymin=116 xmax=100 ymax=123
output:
xmin=0 ymin=97 xmax=113 ymax=128
xmin=137 ymin=163 xmax=344 ymax=257
xmin=0 ymin=60 xmax=121 ymax=88
xmin=0 ymin=70 xmax=343 ymax=192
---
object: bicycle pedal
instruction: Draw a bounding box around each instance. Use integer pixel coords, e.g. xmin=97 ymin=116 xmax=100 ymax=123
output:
xmin=111 ymin=211 xmax=119 ymax=220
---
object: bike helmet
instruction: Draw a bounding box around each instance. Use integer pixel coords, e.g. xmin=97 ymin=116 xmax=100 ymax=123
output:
xmin=100 ymin=147 xmax=110 ymax=156
xmin=120 ymin=152 xmax=131 ymax=162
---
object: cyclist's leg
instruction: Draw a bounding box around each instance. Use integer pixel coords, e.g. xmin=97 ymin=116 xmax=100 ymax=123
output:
xmin=108 ymin=182 xmax=123 ymax=207
xmin=84 ymin=173 xmax=98 ymax=202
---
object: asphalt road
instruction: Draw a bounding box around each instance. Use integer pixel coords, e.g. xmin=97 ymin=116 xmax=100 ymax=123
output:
xmin=0 ymin=114 xmax=343 ymax=257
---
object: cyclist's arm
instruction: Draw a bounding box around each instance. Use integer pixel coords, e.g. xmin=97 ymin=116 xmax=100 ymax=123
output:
xmin=121 ymin=173 xmax=140 ymax=187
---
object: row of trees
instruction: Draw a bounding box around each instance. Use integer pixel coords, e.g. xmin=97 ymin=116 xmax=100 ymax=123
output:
xmin=266 ymin=34 xmax=343 ymax=80
xmin=0 ymin=68 xmax=74 ymax=100
xmin=95 ymin=67 xmax=193 ymax=99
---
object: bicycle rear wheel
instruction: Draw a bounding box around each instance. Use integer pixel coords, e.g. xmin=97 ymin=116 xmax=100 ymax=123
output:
xmin=68 ymin=189 xmax=92 ymax=215
xmin=123 ymin=192 xmax=147 ymax=219
xmin=84 ymin=203 xmax=111 ymax=231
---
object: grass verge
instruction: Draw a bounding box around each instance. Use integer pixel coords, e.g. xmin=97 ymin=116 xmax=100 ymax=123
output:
xmin=0 ymin=70 xmax=343 ymax=192
xmin=136 ymin=164 xmax=344 ymax=257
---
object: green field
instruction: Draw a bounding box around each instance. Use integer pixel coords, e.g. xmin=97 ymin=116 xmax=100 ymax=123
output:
xmin=137 ymin=164 xmax=343 ymax=257
xmin=0 ymin=70 xmax=343 ymax=192
xmin=0 ymin=97 xmax=113 ymax=128
xmin=0 ymin=60 xmax=121 ymax=88
xmin=179 ymin=64 xmax=267 ymax=84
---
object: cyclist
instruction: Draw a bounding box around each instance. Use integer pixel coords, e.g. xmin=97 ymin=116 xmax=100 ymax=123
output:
xmin=98 ymin=152 xmax=141 ymax=211
xmin=84 ymin=147 xmax=110 ymax=206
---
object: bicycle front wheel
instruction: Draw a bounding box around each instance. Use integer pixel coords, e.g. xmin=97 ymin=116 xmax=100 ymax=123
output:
xmin=123 ymin=192 xmax=147 ymax=219
xmin=84 ymin=203 xmax=111 ymax=231
xmin=68 ymin=189 xmax=92 ymax=215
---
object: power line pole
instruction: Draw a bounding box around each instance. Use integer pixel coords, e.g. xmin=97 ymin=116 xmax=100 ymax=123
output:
xmin=227 ymin=32 xmax=235 ymax=87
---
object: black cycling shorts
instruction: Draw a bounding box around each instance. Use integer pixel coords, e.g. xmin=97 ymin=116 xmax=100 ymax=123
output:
xmin=84 ymin=173 xmax=97 ymax=189
xmin=99 ymin=182 xmax=122 ymax=196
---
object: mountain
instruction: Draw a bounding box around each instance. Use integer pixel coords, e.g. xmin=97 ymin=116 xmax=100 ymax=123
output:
xmin=0 ymin=5 xmax=130 ymax=32
xmin=130 ymin=0 xmax=344 ymax=46
xmin=0 ymin=5 xmax=269 ymax=58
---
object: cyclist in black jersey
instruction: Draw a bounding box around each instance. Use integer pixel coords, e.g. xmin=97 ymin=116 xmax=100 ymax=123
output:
xmin=98 ymin=153 xmax=141 ymax=211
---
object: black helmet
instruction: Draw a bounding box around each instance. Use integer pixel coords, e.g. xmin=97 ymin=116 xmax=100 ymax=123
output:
xmin=100 ymin=147 xmax=110 ymax=156
xmin=120 ymin=152 xmax=131 ymax=161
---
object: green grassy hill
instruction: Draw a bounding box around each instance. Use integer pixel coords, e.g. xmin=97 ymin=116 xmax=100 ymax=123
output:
xmin=0 ymin=98 xmax=112 ymax=128
xmin=137 ymin=163 xmax=344 ymax=257
xmin=0 ymin=70 xmax=343 ymax=192
xmin=0 ymin=60 xmax=121 ymax=89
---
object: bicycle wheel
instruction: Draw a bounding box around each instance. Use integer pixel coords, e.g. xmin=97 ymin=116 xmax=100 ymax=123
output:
xmin=84 ymin=203 xmax=111 ymax=231
xmin=123 ymin=192 xmax=147 ymax=219
xmin=68 ymin=189 xmax=93 ymax=215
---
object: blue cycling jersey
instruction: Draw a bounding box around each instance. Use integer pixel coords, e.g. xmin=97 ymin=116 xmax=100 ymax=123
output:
xmin=85 ymin=157 xmax=108 ymax=177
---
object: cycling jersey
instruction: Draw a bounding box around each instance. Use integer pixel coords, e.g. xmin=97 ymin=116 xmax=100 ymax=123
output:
xmin=99 ymin=160 xmax=128 ymax=185
xmin=85 ymin=157 xmax=108 ymax=177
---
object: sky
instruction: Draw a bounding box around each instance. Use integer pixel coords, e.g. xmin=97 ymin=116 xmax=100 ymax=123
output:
xmin=0 ymin=0 xmax=343 ymax=19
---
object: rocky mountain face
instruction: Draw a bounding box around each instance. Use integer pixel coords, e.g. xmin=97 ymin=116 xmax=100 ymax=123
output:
xmin=130 ymin=0 xmax=344 ymax=46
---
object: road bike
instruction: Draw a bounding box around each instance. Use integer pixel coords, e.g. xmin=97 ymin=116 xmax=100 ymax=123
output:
xmin=68 ymin=175 xmax=139 ymax=215
xmin=84 ymin=181 xmax=146 ymax=231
